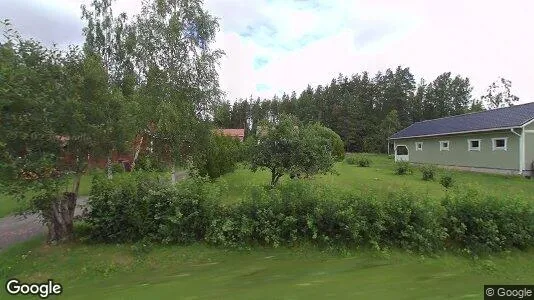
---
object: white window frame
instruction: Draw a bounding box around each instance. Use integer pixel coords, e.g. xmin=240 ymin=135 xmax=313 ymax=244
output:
xmin=468 ymin=139 xmax=481 ymax=151
xmin=492 ymin=137 xmax=508 ymax=151
xmin=439 ymin=140 xmax=450 ymax=151
xmin=415 ymin=142 xmax=423 ymax=151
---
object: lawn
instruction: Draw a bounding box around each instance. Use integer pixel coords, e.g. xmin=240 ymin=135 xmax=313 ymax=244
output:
xmin=1 ymin=238 xmax=534 ymax=300
xmin=218 ymin=153 xmax=534 ymax=203
xmin=1 ymin=154 xmax=533 ymax=299
xmin=0 ymin=175 xmax=93 ymax=218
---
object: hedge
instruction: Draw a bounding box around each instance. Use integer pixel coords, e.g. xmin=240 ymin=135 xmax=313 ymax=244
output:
xmin=87 ymin=174 xmax=534 ymax=254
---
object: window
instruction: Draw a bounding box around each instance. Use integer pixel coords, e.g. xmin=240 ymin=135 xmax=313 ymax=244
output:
xmin=439 ymin=141 xmax=450 ymax=151
xmin=415 ymin=142 xmax=423 ymax=151
xmin=468 ymin=139 xmax=481 ymax=151
xmin=396 ymin=145 xmax=408 ymax=155
xmin=492 ymin=137 xmax=508 ymax=151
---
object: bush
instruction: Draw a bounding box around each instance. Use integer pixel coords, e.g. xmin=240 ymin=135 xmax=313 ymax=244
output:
xmin=111 ymin=163 xmax=124 ymax=174
xmin=420 ymin=164 xmax=437 ymax=181
xmin=309 ymin=124 xmax=345 ymax=161
xmin=357 ymin=157 xmax=371 ymax=167
xmin=442 ymin=188 xmax=534 ymax=253
xmin=394 ymin=161 xmax=413 ymax=175
xmin=440 ymin=174 xmax=454 ymax=188
xmin=345 ymin=156 xmax=358 ymax=165
xmin=134 ymin=155 xmax=167 ymax=172
xmin=87 ymin=173 xmax=218 ymax=243
xmin=380 ymin=191 xmax=446 ymax=252
xmin=194 ymin=132 xmax=243 ymax=179
xmin=87 ymin=174 xmax=534 ymax=254
xmin=345 ymin=156 xmax=371 ymax=167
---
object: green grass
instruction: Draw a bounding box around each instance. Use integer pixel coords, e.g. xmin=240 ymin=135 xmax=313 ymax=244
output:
xmin=0 ymin=175 xmax=93 ymax=218
xmin=1 ymin=154 xmax=533 ymax=299
xmin=217 ymin=153 xmax=534 ymax=203
xmin=1 ymin=238 xmax=534 ymax=300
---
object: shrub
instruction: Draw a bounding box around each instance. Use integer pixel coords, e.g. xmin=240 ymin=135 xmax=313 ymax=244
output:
xmin=87 ymin=173 xmax=218 ymax=243
xmin=442 ymin=188 xmax=534 ymax=253
xmin=345 ymin=156 xmax=358 ymax=165
xmin=345 ymin=156 xmax=371 ymax=167
xmin=111 ymin=163 xmax=124 ymax=174
xmin=380 ymin=191 xmax=447 ymax=252
xmin=194 ymin=132 xmax=243 ymax=179
xmin=420 ymin=164 xmax=437 ymax=181
xmin=440 ymin=174 xmax=454 ymax=188
xmin=87 ymin=174 xmax=534 ymax=254
xmin=309 ymin=124 xmax=345 ymax=161
xmin=357 ymin=157 xmax=371 ymax=167
xmin=394 ymin=161 xmax=413 ymax=175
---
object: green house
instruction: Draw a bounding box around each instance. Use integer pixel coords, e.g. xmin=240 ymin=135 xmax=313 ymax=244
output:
xmin=390 ymin=102 xmax=534 ymax=176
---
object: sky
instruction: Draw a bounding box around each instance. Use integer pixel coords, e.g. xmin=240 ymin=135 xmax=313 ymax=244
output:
xmin=2 ymin=0 xmax=533 ymax=103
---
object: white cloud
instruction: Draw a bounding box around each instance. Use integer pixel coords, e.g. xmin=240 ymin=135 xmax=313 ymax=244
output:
xmin=210 ymin=0 xmax=534 ymax=103
xmin=4 ymin=0 xmax=534 ymax=103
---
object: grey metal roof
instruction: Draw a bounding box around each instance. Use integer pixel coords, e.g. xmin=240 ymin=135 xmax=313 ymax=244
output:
xmin=390 ymin=102 xmax=534 ymax=139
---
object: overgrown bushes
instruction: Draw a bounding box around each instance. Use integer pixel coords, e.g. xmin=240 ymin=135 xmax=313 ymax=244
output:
xmin=442 ymin=188 xmax=534 ymax=253
xmin=195 ymin=133 xmax=243 ymax=179
xmin=345 ymin=156 xmax=371 ymax=167
xmin=88 ymin=173 xmax=218 ymax=243
xmin=420 ymin=164 xmax=437 ymax=181
xmin=394 ymin=161 xmax=413 ymax=175
xmin=440 ymin=174 xmax=454 ymax=188
xmin=87 ymin=175 xmax=534 ymax=254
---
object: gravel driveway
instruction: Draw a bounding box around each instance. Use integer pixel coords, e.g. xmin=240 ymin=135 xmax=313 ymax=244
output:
xmin=0 ymin=197 xmax=88 ymax=252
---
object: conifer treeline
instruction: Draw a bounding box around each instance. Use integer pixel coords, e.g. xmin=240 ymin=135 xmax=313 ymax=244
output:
xmin=213 ymin=66 xmax=483 ymax=153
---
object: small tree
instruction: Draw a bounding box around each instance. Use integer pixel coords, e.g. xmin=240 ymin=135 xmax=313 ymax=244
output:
xmin=482 ymin=77 xmax=519 ymax=109
xmin=0 ymin=23 xmax=130 ymax=243
xmin=248 ymin=115 xmax=340 ymax=186
xmin=193 ymin=131 xmax=243 ymax=179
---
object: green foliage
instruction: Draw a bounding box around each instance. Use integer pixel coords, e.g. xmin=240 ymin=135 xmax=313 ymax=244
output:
xmin=87 ymin=174 xmax=534 ymax=254
xmin=357 ymin=157 xmax=371 ymax=167
xmin=440 ymin=174 xmax=454 ymax=188
xmin=81 ymin=0 xmax=224 ymax=178
xmin=134 ymin=155 xmax=167 ymax=172
xmin=394 ymin=161 xmax=413 ymax=175
xmin=211 ymin=68 xmax=478 ymax=153
xmin=87 ymin=173 xmax=218 ymax=243
xmin=248 ymin=115 xmax=341 ymax=186
xmin=420 ymin=164 xmax=437 ymax=181
xmin=345 ymin=156 xmax=371 ymax=167
xmin=111 ymin=163 xmax=125 ymax=174
xmin=344 ymin=156 xmax=358 ymax=165
xmin=308 ymin=123 xmax=345 ymax=161
xmin=0 ymin=23 xmax=134 ymax=242
xmin=194 ymin=132 xmax=243 ymax=179
xmin=442 ymin=188 xmax=534 ymax=253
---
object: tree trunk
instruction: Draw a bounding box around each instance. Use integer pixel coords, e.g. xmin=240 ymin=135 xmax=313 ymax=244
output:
xmin=44 ymin=192 xmax=77 ymax=243
xmin=130 ymin=136 xmax=144 ymax=171
xmin=107 ymin=156 xmax=113 ymax=179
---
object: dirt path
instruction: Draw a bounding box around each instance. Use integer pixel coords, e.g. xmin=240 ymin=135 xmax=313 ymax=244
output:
xmin=0 ymin=197 xmax=88 ymax=252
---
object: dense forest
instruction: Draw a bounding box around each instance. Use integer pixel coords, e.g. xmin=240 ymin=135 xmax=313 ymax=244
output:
xmin=213 ymin=68 xmax=518 ymax=153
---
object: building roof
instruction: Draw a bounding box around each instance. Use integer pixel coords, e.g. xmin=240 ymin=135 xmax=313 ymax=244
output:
xmin=215 ymin=128 xmax=245 ymax=138
xmin=390 ymin=102 xmax=534 ymax=139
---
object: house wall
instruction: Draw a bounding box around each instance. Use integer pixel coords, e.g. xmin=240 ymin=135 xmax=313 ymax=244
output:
xmin=525 ymin=122 xmax=534 ymax=172
xmin=394 ymin=130 xmax=520 ymax=172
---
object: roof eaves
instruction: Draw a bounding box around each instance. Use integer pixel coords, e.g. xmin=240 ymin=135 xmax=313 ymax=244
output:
xmin=521 ymin=118 xmax=534 ymax=127
xmin=389 ymin=126 xmax=520 ymax=140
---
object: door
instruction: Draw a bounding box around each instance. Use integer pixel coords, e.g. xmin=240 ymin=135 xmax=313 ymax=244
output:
xmin=395 ymin=145 xmax=409 ymax=162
